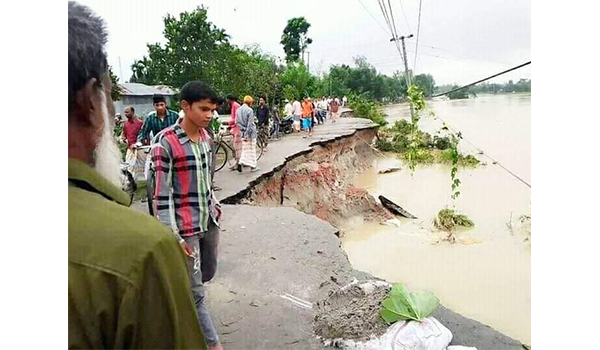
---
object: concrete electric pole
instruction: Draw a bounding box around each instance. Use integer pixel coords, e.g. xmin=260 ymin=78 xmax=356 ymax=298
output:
xmin=391 ymin=34 xmax=414 ymax=118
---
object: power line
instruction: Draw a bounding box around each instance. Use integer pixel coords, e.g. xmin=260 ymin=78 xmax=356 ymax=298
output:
xmin=377 ymin=0 xmax=406 ymax=64
xmin=413 ymin=0 xmax=423 ymax=73
xmin=356 ymin=0 xmax=391 ymax=36
xmin=377 ymin=0 xmax=394 ymax=34
xmin=398 ymin=0 xmax=412 ymax=33
xmin=415 ymin=42 xmax=513 ymax=66
xmin=434 ymin=115 xmax=531 ymax=189
xmin=432 ymin=61 xmax=532 ymax=97
xmin=387 ymin=0 xmax=401 ymax=40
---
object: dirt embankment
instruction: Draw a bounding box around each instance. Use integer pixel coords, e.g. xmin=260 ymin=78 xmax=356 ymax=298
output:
xmin=234 ymin=128 xmax=393 ymax=231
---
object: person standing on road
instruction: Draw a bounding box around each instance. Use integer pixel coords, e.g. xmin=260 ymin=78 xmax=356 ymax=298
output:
xmin=68 ymin=3 xmax=207 ymax=349
xmin=151 ymin=81 xmax=224 ymax=350
xmin=329 ymin=98 xmax=340 ymax=123
xmin=284 ymin=99 xmax=293 ymax=120
xmin=136 ymin=95 xmax=179 ymax=146
xmin=236 ymin=95 xmax=259 ymax=172
xmin=342 ymin=95 xmax=347 ymax=107
xmin=227 ymin=94 xmax=242 ymax=170
xmin=256 ymin=96 xmax=269 ymax=149
xmin=121 ymin=106 xmax=144 ymax=178
xmin=292 ymin=97 xmax=302 ymax=132
xmin=302 ymin=96 xmax=314 ymax=138
xmin=272 ymin=103 xmax=282 ymax=140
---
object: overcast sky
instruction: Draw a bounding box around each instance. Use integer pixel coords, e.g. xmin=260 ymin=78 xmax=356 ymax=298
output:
xmin=76 ymin=0 xmax=530 ymax=86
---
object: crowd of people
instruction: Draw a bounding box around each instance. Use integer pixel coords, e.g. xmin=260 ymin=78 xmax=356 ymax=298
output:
xmin=116 ymin=92 xmax=347 ymax=177
xmin=69 ymin=2 xmax=348 ymax=349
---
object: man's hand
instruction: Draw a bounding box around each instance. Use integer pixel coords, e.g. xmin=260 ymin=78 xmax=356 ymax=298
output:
xmin=180 ymin=241 xmax=194 ymax=257
xmin=215 ymin=206 xmax=222 ymax=220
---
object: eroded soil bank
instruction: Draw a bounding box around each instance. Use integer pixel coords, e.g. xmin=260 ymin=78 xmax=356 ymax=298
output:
xmin=231 ymin=127 xmax=393 ymax=231
xmin=216 ymin=121 xmax=525 ymax=348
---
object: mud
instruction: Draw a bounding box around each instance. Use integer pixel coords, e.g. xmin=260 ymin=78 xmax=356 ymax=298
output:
xmin=314 ymin=282 xmax=391 ymax=342
xmin=239 ymin=128 xmax=393 ymax=230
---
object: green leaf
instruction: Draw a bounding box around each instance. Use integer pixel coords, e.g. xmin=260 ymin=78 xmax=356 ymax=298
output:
xmin=380 ymin=283 xmax=440 ymax=323
xmin=381 ymin=298 xmax=414 ymax=320
xmin=410 ymin=290 xmax=440 ymax=320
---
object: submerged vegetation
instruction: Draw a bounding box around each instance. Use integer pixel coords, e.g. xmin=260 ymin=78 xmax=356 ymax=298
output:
xmin=435 ymin=208 xmax=474 ymax=232
xmin=376 ymin=119 xmax=480 ymax=167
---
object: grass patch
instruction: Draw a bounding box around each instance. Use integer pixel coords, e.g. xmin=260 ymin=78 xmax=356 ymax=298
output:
xmin=434 ymin=208 xmax=474 ymax=232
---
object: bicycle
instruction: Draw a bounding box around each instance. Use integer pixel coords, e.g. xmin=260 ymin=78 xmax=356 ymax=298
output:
xmin=214 ymin=129 xmax=236 ymax=173
xmin=256 ymin=124 xmax=269 ymax=159
xmin=122 ymin=144 xmax=154 ymax=215
xmin=120 ymin=145 xmax=152 ymax=201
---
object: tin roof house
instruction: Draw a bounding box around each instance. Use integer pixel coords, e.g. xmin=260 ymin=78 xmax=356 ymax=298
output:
xmin=113 ymin=83 xmax=179 ymax=119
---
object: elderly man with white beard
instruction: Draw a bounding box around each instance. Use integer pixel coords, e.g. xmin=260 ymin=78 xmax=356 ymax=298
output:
xmin=67 ymin=2 xmax=207 ymax=349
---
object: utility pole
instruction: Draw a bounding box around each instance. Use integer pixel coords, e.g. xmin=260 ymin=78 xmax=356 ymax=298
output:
xmin=391 ymin=34 xmax=414 ymax=118
xmin=118 ymin=56 xmax=123 ymax=82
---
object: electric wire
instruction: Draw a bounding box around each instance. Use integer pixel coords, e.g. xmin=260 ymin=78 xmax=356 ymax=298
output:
xmin=432 ymin=61 xmax=531 ymax=97
xmin=398 ymin=0 xmax=413 ymax=33
xmin=356 ymin=0 xmax=391 ymax=36
xmin=433 ymin=114 xmax=531 ymax=188
xmin=413 ymin=0 xmax=423 ymax=73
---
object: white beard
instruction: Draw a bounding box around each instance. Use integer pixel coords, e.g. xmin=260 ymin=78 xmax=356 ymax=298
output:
xmin=93 ymin=91 xmax=122 ymax=186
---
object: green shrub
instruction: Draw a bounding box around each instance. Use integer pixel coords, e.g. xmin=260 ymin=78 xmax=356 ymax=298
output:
xmin=433 ymin=136 xmax=451 ymax=150
xmin=439 ymin=150 xmax=480 ymax=167
xmin=434 ymin=208 xmax=474 ymax=232
xmin=349 ymin=94 xmax=388 ymax=126
xmin=402 ymin=148 xmax=435 ymax=164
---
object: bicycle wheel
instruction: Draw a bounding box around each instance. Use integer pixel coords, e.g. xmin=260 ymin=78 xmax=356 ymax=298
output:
xmin=256 ymin=135 xmax=266 ymax=160
xmin=146 ymin=167 xmax=156 ymax=217
xmin=214 ymin=141 xmax=228 ymax=172
xmin=120 ymin=169 xmax=137 ymax=202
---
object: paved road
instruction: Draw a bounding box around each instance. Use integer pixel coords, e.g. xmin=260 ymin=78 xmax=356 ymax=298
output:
xmin=212 ymin=111 xmax=376 ymax=203
xmin=130 ymin=112 xmax=525 ymax=349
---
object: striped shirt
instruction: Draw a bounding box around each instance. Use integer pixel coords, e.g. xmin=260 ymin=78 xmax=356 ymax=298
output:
xmin=137 ymin=109 xmax=180 ymax=144
xmin=151 ymin=123 xmax=219 ymax=242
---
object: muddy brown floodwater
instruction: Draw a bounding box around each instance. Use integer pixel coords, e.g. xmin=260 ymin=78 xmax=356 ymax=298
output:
xmin=341 ymin=94 xmax=531 ymax=344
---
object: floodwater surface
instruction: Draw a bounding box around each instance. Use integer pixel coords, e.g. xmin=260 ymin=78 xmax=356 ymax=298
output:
xmin=341 ymin=94 xmax=531 ymax=344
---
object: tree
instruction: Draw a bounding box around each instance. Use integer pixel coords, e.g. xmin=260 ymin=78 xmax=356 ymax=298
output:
xmin=108 ymin=66 xmax=121 ymax=101
xmin=130 ymin=6 xmax=231 ymax=89
xmin=281 ymin=62 xmax=313 ymax=100
xmin=413 ymin=74 xmax=436 ymax=97
xmin=328 ymin=64 xmax=351 ymax=97
xmin=280 ymin=17 xmax=313 ymax=63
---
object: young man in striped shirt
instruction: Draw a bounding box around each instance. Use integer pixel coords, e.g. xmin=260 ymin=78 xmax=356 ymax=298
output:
xmin=151 ymin=81 xmax=223 ymax=350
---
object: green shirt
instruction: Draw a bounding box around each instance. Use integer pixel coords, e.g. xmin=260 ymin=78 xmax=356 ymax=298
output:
xmin=137 ymin=109 xmax=180 ymax=144
xmin=68 ymin=158 xmax=206 ymax=349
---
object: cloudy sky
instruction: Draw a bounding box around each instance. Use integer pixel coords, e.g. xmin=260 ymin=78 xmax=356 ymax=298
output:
xmin=76 ymin=0 xmax=531 ymax=86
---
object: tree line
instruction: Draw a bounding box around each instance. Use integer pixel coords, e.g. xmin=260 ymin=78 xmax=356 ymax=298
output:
xmin=122 ymin=6 xmax=526 ymax=108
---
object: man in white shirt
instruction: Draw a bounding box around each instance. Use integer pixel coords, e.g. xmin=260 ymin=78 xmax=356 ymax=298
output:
xmin=292 ymin=98 xmax=302 ymax=132
xmin=284 ymin=99 xmax=293 ymax=117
